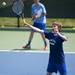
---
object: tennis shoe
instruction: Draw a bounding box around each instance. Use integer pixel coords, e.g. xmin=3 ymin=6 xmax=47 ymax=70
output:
xmin=22 ymin=44 xmax=31 ymax=49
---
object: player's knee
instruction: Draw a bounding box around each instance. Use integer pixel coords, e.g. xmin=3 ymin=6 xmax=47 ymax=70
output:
xmin=47 ymin=72 xmax=52 ymax=75
xmin=60 ymin=74 xmax=67 ymax=75
xmin=30 ymin=31 xmax=34 ymax=35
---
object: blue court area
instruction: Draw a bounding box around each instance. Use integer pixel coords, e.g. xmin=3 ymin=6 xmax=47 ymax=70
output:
xmin=0 ymin=51 xmax=75 ymax=75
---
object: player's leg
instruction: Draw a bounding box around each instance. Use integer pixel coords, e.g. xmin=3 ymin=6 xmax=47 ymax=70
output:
xmin=22 ymin=31 xmax=34 ymax=49
xmin=58 ymin=63 xmax=67 ymax=75
xmin=38 ymin=23 xmax=47 ymax=50
xmin=41 ymin=33 xmax=48 ymax=50
xmin=27 ymin=31 xmax=34 ymax=45
xmin=46 ymin=72 xmax=52 ymax=75
xmin=47 ymin=63 xmax=57 ymax=75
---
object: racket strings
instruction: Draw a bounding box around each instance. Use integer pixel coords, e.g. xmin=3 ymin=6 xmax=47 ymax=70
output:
xmin=12 ymin=0 xmax=31 ymax=26
xmin=12 ymin=0 xmax=24 ymax=15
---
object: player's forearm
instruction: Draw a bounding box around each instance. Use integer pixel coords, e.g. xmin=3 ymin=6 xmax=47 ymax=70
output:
xmin=41 ymin=13 xmax=46 ymax=16
xmin=27 ymin=24 xmax=44 ymax=33
xmin=32 ymin=13 xmax=46 ymax=20
xmin=58 ymin=33 xmax=67 ymax=41
xmin=36 ymin=13 xmax=46 ymax=18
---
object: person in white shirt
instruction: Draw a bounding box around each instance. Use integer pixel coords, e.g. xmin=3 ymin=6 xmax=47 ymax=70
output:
xmin=22 ymin=0 xmax=48 ymax=50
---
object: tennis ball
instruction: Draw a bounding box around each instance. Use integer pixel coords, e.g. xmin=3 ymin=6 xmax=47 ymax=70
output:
xmin=2 ymin=2 xmax=6 ymax=6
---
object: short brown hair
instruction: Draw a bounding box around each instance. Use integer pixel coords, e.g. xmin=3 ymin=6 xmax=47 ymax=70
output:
xmin=52 ymin=21 xmax=62 ymax=31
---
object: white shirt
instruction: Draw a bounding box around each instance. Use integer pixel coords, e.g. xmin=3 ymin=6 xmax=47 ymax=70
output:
xmin=32 ymin=3 xmax=46 ymax=24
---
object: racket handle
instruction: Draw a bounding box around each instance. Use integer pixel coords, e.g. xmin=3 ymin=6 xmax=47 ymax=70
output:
xmin=23 ymin=19 xmax=30 ymax=26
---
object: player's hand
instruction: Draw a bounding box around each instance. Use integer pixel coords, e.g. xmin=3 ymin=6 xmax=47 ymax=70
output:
xmin=53 ymin=28 xmax=59 ymax=34
xmin=32 ymin=14 xmax=37 ymax=19
xmin=32 ymin=13 xmax=41 ymax=20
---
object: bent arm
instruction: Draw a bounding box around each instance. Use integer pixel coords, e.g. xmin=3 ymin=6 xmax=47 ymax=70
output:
xmin=58 ymin=32 xmax=67 ymax=41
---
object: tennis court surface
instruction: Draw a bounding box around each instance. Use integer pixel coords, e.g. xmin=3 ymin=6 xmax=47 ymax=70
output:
xmin=0 ymin=50 xmax=75 ymax=75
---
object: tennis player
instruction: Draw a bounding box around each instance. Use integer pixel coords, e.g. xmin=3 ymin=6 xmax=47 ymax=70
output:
xmin=22 ymin=0 xmax=48 ymax=50
xmin=25 ymin=21 xmax=67 ymax=75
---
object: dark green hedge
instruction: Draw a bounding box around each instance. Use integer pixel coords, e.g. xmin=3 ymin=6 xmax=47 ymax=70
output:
xmin=0 ymin=0 xmax=75 ymax=18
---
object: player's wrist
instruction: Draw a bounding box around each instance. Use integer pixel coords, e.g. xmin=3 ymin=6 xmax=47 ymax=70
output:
xmin=57 ymin=32 xmax=61 ymax=36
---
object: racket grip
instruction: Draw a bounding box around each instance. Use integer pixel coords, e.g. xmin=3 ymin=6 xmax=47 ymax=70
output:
xmin=23 ymin=19 xmax=30 ymax=26
xmin=23 ymin=19 xmax=27 ymax=26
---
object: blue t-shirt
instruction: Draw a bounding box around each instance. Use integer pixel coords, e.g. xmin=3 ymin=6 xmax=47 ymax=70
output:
xmin=44 ymin=31 xmax=65 ymax=64
xmin=31 ymin=3 xmax=46 ymax=24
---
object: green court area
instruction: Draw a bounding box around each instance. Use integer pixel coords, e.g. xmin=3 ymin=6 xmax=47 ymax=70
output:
xmin=0 ymin=30 xmax=75 ymax=52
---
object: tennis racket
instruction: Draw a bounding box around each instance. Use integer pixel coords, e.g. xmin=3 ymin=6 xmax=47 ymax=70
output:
xmin=12 ymin=0 xmax=29 ymax=26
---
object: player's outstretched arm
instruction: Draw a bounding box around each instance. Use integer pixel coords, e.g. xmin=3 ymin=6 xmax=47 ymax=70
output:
xmin=26 ymin=23 xmax=44 ymax=33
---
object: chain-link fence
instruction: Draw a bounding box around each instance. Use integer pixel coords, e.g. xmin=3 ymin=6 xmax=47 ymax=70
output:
xmin=0 ymin=0 xmax=75 ymax=27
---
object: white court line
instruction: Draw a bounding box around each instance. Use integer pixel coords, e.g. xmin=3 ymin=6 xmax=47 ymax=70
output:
xmin=0 ymin=50 xmax=75 ymax=54
xmin=0 ymin=50 xmax=49 ymax=53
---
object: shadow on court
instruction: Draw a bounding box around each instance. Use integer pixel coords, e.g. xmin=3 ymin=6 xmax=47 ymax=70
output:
xmin=13 ymin=48 xmax=42 ymax=51
xmin=0 ymin=51 xmax=75 ymax=75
